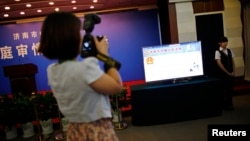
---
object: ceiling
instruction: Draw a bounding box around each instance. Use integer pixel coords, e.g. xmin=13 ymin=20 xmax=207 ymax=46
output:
xmin=0 ymin=0 xmax=158 ymax=23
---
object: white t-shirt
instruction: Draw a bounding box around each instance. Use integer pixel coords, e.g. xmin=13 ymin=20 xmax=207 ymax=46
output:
xmin=215 ymin=47 xmax=234 ymax=60
xmin=47 ymin=57 xmax=112 ymax=123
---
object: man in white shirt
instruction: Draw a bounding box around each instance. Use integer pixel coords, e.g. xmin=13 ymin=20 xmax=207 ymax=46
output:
xmin=215 ymin=36 xmax=235 ymax=111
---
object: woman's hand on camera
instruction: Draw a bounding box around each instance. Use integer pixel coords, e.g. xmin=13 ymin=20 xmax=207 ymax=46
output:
xmin=94 ymin=36 xmax=109 ymax=56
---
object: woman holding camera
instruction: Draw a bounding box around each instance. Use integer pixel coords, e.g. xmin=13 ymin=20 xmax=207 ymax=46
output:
xmin=38 ymin=11 xmax=123 ymax=141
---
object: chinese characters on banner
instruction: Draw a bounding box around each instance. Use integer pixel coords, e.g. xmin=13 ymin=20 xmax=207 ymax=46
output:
xmin=0 ymin=31 xmax=41 ymax=60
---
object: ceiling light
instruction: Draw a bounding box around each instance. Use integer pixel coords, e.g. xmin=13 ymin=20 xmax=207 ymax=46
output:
xmin=93 ymin=0 xmax=98 ymax=3
xmin=4 ymin=14 xmax=9 ymax=17
xmin=20 ymin=11 xmax=25 ymax=15
xmin=26 ymin=4 xmax=32 ymax=7
xmin=55 ymin=8 xmax=60 ymax=11
xmin=73 ymin=7 xmax=77 ymax=10
xmin=49 ymin=2 xmax=54 ymax=5
xmin=5 ymin=6 xmax=10 ymax=10
xmin=90 ymin=5 xmax=94 ymax=9
xmin=71 ymin=0 xmax=76 ymax=4
xmin=37 ymin=9 xmax=42 ymax=13
xmin=15 ymin=0 xmax=21 ymax=1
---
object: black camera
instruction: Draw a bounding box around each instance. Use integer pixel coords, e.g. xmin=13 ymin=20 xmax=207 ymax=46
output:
xmin=81 ymin=13 xmax=102 ymax=57
xmin=81 ymin=13 xmax=121 ymax=70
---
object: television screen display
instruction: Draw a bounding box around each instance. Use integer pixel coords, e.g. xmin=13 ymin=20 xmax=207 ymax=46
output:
xmin=142 ymin=41 xmax=204 ymax=83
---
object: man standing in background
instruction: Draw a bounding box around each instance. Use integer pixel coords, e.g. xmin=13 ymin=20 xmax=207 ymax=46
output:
xmin=215 ymin=36 xmax=235 ymax=111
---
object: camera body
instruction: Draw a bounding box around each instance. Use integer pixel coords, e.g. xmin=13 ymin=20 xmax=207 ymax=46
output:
xmin=81 ymin=13 xmax=102 ymax=58
xmin=81 ymin=13 xmax=121 ymax=70
xmin=81 ymin=33 xmax=103 ymax=57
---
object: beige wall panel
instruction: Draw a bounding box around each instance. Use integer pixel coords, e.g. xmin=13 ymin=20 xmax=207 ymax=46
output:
xmin=228 ymin=37 xmax=244 ymax=48
xmin=223 ymin=0 xmax=244 ymax=76
xmin=235 ymin=67 xmax=245 ymax=76
xmin=176 ymin=2 xmax=197 ymax=42
xmin=234 ymin=57 xmax=245 ymax=76
xmin=234 ymin=57 xmax=245 ymax=68
xmin=177 ymin=22 xmax=196 ymax=32
xmin=226 ymin=27 xmax=242 ymax=37
xmin=232 ymin=47 xmax=244 ymax=57
xmin=178 ymin=32 xmax=197 ymax=42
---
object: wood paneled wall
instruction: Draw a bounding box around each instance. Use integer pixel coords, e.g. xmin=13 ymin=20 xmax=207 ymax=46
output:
xmin=163 ymin=0 xmax=225 ymax=44
xmin=192 ymin=0 xmax=224 ymax=13
xmin=162 ymin=0 xmax=244 ymax=76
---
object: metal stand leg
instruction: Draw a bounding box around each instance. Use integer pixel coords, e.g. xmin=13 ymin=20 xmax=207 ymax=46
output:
xmin=31 ymin=93 xmax=43 ymax=141
xmin=54 ymin=105 xmax=66 ymax=141
xmin=113 ymin=95 xmax=128 ymax=130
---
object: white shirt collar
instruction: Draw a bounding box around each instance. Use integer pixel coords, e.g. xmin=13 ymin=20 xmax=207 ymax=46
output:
xmin=219 ymin=47 xmax=226 ymax=51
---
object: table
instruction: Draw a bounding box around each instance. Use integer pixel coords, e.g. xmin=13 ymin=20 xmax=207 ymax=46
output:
xmin=131 ymin=77 xmax=223 ymax=126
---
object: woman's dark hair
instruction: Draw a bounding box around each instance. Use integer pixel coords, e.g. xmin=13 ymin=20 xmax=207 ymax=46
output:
xmin=38 ymin=11 xmax=81 ymax=60
xmin=218 ymin=36 xmax=228 ymax=43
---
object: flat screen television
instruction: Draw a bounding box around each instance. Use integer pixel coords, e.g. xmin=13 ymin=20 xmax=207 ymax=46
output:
xmin=142 ymin=41 xmax=204 ymax=83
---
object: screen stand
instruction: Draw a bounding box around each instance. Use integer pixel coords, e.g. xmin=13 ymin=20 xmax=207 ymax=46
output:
xmin=172 ymin=77 xmax=192 ymax=84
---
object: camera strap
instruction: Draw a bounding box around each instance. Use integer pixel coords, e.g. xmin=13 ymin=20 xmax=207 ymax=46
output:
xmin=96 ymin=52 xmax=121 ymax=70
